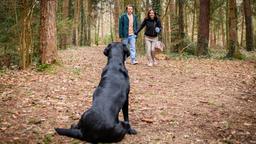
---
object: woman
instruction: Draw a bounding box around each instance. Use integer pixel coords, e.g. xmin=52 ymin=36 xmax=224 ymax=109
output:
xmin=135 ymin=9 xmax=162 ymax=66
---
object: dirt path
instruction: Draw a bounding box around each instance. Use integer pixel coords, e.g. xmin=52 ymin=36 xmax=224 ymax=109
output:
xmin=1 ymin=46 xmax=256 ymax=144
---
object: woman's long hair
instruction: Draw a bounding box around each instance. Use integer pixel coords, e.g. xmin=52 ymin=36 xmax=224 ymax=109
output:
xmin=145 ymin=9 xmax=158 ymax=20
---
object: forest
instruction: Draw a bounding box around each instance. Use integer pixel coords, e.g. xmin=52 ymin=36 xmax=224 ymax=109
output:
xmin=0 ymin=0 xmax=256 ymax=143
xmin=0 ymin=0 xmax=255 ymax=68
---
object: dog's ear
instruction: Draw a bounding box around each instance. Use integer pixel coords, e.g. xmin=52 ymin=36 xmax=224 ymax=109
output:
xmin=123 ymin=44 xmax=130 ymax=58
xmin=103 ymin=43 xmax=111 ymax=56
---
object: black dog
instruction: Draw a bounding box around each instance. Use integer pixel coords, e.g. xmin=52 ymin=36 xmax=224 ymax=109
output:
xmin=55 ymin=42 xmax=137 ymax=143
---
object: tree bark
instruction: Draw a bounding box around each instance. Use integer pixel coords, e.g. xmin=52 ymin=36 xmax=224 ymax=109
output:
xmin=61 ymin=0 xmax=69 ymax=49
xmin=113 ymin=0 xmax=120 ymax=41
xmin=226 ymin=1 xmax=229 ymax=49
xmin=220 ymin=7 xmax=226 ymax=48
xmin=109 ymin=1 xmax=114 ymax=42
xmin=243 ymin=0 xmax=254 ymax=51
xmin=226 ymin=0 xmax=241 ymax=58
xmin=40 ymin=0 xmax=58 ymax=64
xmin=80 ymin=0 xmax=85 ymax=46
xmin=178 ymin=0 xmax=184 ymax=41
xmin=73 ymin=0 xmax=80 ymax=46
xmin=184 ymin=6 xmax=188 ymax=34
xmin=83 ymin=0 xmax=91 ymax=46
xmin=191 ymin=0 xmax=197 ymax=42
xmin=197 ymin=0 xmax=210 ymax=56
xmin=241 ymin=12 xmax=244 ymax=47
xmin=19 ymin=0 xmax=33 ymax=69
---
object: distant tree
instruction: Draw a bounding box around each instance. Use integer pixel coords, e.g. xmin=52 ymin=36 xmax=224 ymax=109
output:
xmin=73 ymin=0 xmax=80 ymax=46
xmin=19 ymin=0 xmax=34 ymax=69
xmin=191 ymin=0 xmax=198 ymax=42
xmin=226 ymin=0 xmax=241 ymax=58
xmin=243 ymin=0 xmax=254 ymax=51
xmin=40 ymin=0 xmax=57 ymax=64
xmin=60 ymin=0 xmax=69 ymax=49
xmin=114 ymin=0 xmax=120 ymax=41
xmin=197 ymin=0 xmax=210 ymax=56
xmin=178 ymin=0 xmax=185 ymax=42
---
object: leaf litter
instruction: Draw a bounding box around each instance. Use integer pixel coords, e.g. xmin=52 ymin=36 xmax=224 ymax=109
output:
xmin=0 ymin=46 xmax=256 ymax=143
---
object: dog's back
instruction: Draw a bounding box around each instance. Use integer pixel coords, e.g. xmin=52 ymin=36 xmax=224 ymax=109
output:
xmin=55 ymin=42 xmax=134 ymax=143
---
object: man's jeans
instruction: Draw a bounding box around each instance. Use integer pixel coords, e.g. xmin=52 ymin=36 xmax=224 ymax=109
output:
xmin=122 ymin=35 xmax=137 ymax=64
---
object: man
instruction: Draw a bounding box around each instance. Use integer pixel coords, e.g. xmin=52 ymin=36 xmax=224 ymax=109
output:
xmin=119 ymin=5 xmax=138 ymax=65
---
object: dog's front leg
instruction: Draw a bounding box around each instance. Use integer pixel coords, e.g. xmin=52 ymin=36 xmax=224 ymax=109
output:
xmin=122 ymin=98 xmax=137 ymax=134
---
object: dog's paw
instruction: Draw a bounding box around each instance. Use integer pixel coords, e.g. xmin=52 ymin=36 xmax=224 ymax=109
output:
xmin=128 ymin=128 xmax=137 ymax=135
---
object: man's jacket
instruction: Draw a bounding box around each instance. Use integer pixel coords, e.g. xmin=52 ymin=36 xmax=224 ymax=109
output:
xmin=119 ymin=13 xmax=138 ymax=38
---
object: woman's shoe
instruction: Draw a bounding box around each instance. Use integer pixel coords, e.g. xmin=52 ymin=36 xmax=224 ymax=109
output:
xmin=147 ymin=62 xmax=153 ymax=67
xmin=153 ymin=60 xmax=157 ymax=65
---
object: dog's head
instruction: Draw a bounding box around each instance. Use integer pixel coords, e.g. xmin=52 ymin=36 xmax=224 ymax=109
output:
xmin=103 ymin=42 xmax=130 ymax=61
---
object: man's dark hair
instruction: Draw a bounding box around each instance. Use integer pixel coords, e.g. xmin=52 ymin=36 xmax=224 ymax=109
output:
xmin=126 ymin=4 xmax=133 ymax=10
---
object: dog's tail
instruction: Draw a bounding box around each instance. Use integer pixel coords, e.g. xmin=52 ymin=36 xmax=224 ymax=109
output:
xmin=55 ymin=128 xmax=84 ymax=140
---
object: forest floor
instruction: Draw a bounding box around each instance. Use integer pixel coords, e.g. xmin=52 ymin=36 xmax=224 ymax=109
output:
xmin=0 ymin=45 xmax=256 ymax=144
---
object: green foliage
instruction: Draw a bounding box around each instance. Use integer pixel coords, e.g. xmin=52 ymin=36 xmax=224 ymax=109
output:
xmin=0 ymin=2 xmax=19 ymax=66
xmin=103 ymin=34 xmax=113 ymax=45
xmin=71 ymin=139 xmax=81 ymax=144
xmin=31 ymin=3 xmax=41 ymax=60
xmin=57 ymin=18 xmax=73 ymax=48
xmin=95 ymin=34 xmax=99 ymax=46
xmin=0 ymin=1 xmax=41 ymax=68
xmin=72 ymin=67 xmax=81 ymax=75
xmin=42 ymin=133 xmax=53 ymax=144
xmin=208 ymin=48 xmax=226 ymax=59
xmin=168 ymin=51 xmax=196 ymax=60
xmin=0 ymin=68 xmax=6 ymax=76
xmin=152 ymin=0 xmax=161 ymax=16
xmin=36 ymin=64 xmax=52 ymax=72
xmin=36 ymin=61 xmax=62 ymax=73
xmin=182 ymin=36 xmax=197 ymax=55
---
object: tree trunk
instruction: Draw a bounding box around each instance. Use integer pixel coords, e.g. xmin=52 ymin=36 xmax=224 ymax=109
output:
xmin=241 ymin=12 xmax=244 ymax=47
xmin=73 ymin=0 xmax=80 ymax=46
xmin=169 ymin=0 xmax=176 ymax=52
xmin=19 ymin=0 xmax=33 ymax=69
xmin=243 ymin=0 xmax=254 ymax=51
xmin=84 ymin=0 xmax=91 ymax=46
xmin=80 ymin=0 xmax=87 ymax=46
xmin=226 ymin=0 xmax=241 ymax=58
xmin=100 ymin=1 xmax=104 ymax=42
xmin=221 ymin=7 xmax=226 ymax=48
xmin=184 ymin=6 xmax=188 ymax=34
xmin=95 ymin=17 xmax=100 ymax=45
xmin=80 ymin=0 xmax=85 ymax=46
xmin=226 ymin=1 xmax=229 ymax=49
xmin=178 ymin=0 xmax=185 ymax=41
xmin=61 ymin=0 xmax=69 ymax=49
xmin=113 ymin=0 xmax=120 ymax=41
xmin=109 ymin=2 xmax=114 ymax=42
xmin=197 ymin=0 xmax=210 ymax=56
xmin=40 ymin=0 xmax=58 ymax=64
xmin=172 ymin=0 xmax=185 ymax=52
xmin=191 ymin=0 xmax=197 ymax=42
